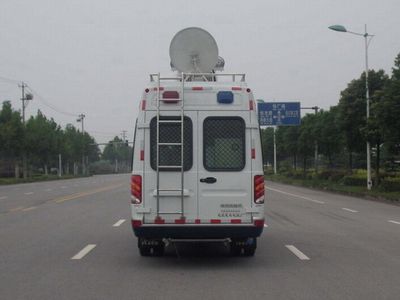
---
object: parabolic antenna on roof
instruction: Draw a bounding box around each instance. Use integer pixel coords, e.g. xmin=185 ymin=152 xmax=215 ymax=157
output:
xmin=169 ymin=27 xmax=219 ymax=73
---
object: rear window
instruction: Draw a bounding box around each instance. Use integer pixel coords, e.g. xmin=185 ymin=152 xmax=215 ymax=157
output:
xmin=150 ymin=116 xmax=192 ymax=171
xmin=203 ymin=117 xmax=245 ymax=171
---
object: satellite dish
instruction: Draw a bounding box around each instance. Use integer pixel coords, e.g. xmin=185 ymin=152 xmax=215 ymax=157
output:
xmin=169 ymin=27 xmax=219 ymax=73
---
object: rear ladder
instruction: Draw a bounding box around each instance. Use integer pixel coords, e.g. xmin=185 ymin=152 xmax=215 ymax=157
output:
xmin=155 ymin=73 xmax=186 ymax=220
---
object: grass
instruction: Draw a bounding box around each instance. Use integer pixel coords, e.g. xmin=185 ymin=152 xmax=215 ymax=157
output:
xmin=265 ymin=173 xmax=400 ymax=202
xmin=0 ymin=174 xmax=92 ymax=185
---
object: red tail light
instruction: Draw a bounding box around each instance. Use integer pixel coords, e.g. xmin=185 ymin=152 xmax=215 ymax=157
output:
xmin=131 ymin=220 xmax=142 ymax=228
xmin=254 ymin=175 xmax=265 ymax=204
xmin=131 ymin=175 xmax=142 ymax=204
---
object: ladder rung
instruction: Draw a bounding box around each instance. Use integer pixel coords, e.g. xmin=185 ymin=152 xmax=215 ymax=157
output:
xmin=157 ymin=189 xmax=183 ymax=192
xmin=157 ymin=165 xmax=183 ymax=169
xmin=158 ymin=120 xmax=183 ymax=123
xmin=158 ymin=142 xmax=182 ymax=146
xmin=157 ymin=211 xmax=183 ymax=215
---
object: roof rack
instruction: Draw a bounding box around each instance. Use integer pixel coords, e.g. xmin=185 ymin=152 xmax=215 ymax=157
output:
xmin=149 ymin=73 xmax=246 ymax=83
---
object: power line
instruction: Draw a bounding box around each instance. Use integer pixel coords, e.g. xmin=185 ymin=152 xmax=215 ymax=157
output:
xmin=0 ymin=75 xmax=22 ymax=84
xmin=25 ymin=85 xmax=78 ymax=117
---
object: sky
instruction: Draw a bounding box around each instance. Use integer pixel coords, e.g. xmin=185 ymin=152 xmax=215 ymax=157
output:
xmin=1 ymin=0 xmax=400 ymax=144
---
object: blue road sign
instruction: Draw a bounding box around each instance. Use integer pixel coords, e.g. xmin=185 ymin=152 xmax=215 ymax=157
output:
xmin=257 ymin=102 xmax=301 ymax=126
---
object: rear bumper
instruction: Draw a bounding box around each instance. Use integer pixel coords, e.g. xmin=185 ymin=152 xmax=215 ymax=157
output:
xmin=132 ymin=224 xmax=264 ymax=239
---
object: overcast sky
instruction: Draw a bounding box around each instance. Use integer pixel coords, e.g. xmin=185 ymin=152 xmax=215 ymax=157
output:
xmin=1 ymin=0 xmax=399 ymax=143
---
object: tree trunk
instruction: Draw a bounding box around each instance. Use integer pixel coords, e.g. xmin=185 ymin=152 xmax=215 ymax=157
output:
xmin=303 ymin=156 xmax=307 ymax=176
xmin=293 ymin=154 xmax=297 ymax=170
xmin=375 ymin=141 xmax=381 ymax=186
xmin=348 ymin=151 xmax=353 ymax=173
xmin=15 ymin=162 xmax=20 ymax=179
xmin=66 ymin=162 xmax=70 ymax=175
xmin=44 ymin=164 xmax=48 ymax=176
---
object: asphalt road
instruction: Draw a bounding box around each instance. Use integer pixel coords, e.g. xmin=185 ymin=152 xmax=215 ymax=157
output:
xmin=0 ymin=174 xmax=399 ymax=300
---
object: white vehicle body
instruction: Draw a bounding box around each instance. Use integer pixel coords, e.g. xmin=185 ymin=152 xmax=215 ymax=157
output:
xmin=130 ymin=73 xmax=265 ymax=256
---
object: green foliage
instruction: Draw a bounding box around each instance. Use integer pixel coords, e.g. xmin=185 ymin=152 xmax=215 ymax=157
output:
xmin=380 ymin=177 xmax=400 ymax=192
xmin=0 ymin=102 xmax=100 ymax=178
xmin=0 ymin=101 xmax=24 ymax=159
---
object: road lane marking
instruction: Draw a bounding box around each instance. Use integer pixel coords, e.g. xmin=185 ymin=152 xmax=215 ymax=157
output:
xmin=388 ymin=220 xmax=400 ymax=225
xmin=71 ymin=244 xmax=96 ymax=260
xmin=54 ymin=183 xmax=123 ymax=203
xmin=45 ymin=188 xmax=52 ymax=192
xmin=0 ymin=196 xmax=8 ymax=200
xmin=24 ymin=192 xmax=34 ymax=195
xmin=264 ymin=223 xmax=268 ymax=228
xmin=61 ymin=186 xmax=68 ymax=189
xmin=113 ymin=219 xmax=126 ymax=227
xmin=266 ymin=187 xmax=325 ymax=204
xmin=22 ymin=206 xmax=37 ymax=212
xmin=342 ymin=208 xmax=358 ymax=213
xmin=285 ymin=245 xmax=310 ymax=260
xmin=9 ymin=206 xmax=24 ymax=212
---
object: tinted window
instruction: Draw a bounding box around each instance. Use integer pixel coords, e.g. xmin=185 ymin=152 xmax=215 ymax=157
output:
xmin=203 ymin=117 xmax=245 ymax=171
xmin=150 ymin=116 xmax=192 ymax=171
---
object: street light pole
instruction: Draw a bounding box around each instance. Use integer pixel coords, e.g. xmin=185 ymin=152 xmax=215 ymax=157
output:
xmin=77 ymin=114 xmax=86 ymax=175
xmin=329 ymin=24 xmax=373 ymax=190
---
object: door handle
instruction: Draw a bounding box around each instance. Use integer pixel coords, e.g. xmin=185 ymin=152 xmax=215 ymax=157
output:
xmin=200 ymin=177 xmax=217 ymax=184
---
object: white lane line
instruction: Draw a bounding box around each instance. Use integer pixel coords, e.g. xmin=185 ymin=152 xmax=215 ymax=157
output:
xmin=113 ymin=219 xmax=126 ymax=227
xmin=71 ymin=244 xmax=96 ymax=260
xmin=0 ymin=196 xmax=8 ymax=200
xmin=24 ymin=192 xmax=34 ymax=195
xmin=267 ymin=187 xmax=325 ymax=204
xmin=388 ymin=220 xmax=400 ymax=225
xmin=342 ymin=208 xmax=358 ymax=213
xmin=61 ymin=186 xmax=67 ymax=189
xmin=285 ymin=245 xmax=310 ymax=260
xmin=45 ymin=188 xmax=52 ymax=192
xmin=22 ymin=206 xmax=37 ymax=212
xmin=264 ymin=223 xmax=268 ymax=228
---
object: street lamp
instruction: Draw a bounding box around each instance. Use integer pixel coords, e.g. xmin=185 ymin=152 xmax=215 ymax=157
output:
xmin=329 ymin=24 xmax=374 ymax=190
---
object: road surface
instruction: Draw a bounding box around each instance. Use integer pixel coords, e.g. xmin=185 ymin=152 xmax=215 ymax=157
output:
xmin=0 ymin=174 xmax=399 ymax=299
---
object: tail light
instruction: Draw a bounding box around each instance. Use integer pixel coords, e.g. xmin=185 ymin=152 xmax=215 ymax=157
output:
xmin=131 ymin=175 xmax=142 ymax=204
xmin=254 ymin=175 xmax=265 ymax=204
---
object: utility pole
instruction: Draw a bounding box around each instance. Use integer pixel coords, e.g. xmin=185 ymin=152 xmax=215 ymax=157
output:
xmin=77 ymin=114 xmax=86 ymax=175
xmin=18 ymin=82 xmax=33 ymax=179
xmin=121 ymin=130 xmax=127 ymax=141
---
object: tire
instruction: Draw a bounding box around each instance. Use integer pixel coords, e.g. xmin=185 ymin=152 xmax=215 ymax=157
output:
xmin=243 ymin=238 xmax=257 ymax=257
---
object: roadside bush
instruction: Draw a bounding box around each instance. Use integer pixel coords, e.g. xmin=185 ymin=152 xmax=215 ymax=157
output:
xmin=317 ymin=170 xmax=347 ymax=182
xmin=379 ymin=177 xmax=400 ymax=192
xmin=90 ymin=160 xmax=114 ymax=174
xmin=341 ymin=175 xmax=366 ymax=186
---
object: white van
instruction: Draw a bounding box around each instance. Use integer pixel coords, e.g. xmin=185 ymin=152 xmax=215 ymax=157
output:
xmin=130 ymin=28 xmax=265 ymax=256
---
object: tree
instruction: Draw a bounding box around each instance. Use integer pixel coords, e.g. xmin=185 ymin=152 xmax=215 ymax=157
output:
xmin=337 ymin=69 xmax=388 ymax=171
xmin=0 ymin=101 xmax=24 ymax=177
xmin=376 ymin=53 xmax=400 ymax=162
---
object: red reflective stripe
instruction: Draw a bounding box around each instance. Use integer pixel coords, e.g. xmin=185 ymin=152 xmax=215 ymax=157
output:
xmin=154 ymin=217 xmax=165 ymax=224
xmin=140 ymin=150 xmax=144 ymax=161
xmin=131 ymin=220 xmax=142 ymax=228
xmin=192 ymin=87 xmax=203 ymax=90
xmin=232 ymin=87 xmax=242 ymax=91
xmin=249 ymin=100 xmax=254 ymax=110
xmin=251 ymin=148 xmax=255 ymax=159
xmin=210 ymin=219 xmax=221 ymax=224
xmin=254 ymin=219 xmax=264 ymax=227
xmin=230 ymin=219 xmax=242 ymax=224
xmin=195 ymin=219 xmax=201 ymax=224
xmin=174 ymin=218 xmax=186 ymax=224
xmin=141 ymin=100 xmax=146 ymax=110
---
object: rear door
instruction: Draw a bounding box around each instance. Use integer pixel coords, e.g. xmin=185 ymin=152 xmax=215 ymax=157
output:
xmin=197 ymin=111 xmax=252 ymax=223
xmin=143 ymin=111 xmax=198 ymax=223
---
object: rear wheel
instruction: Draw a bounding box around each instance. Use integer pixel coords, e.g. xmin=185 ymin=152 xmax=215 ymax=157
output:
xmin=230 ymin=238 xmax=257 ymax=257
